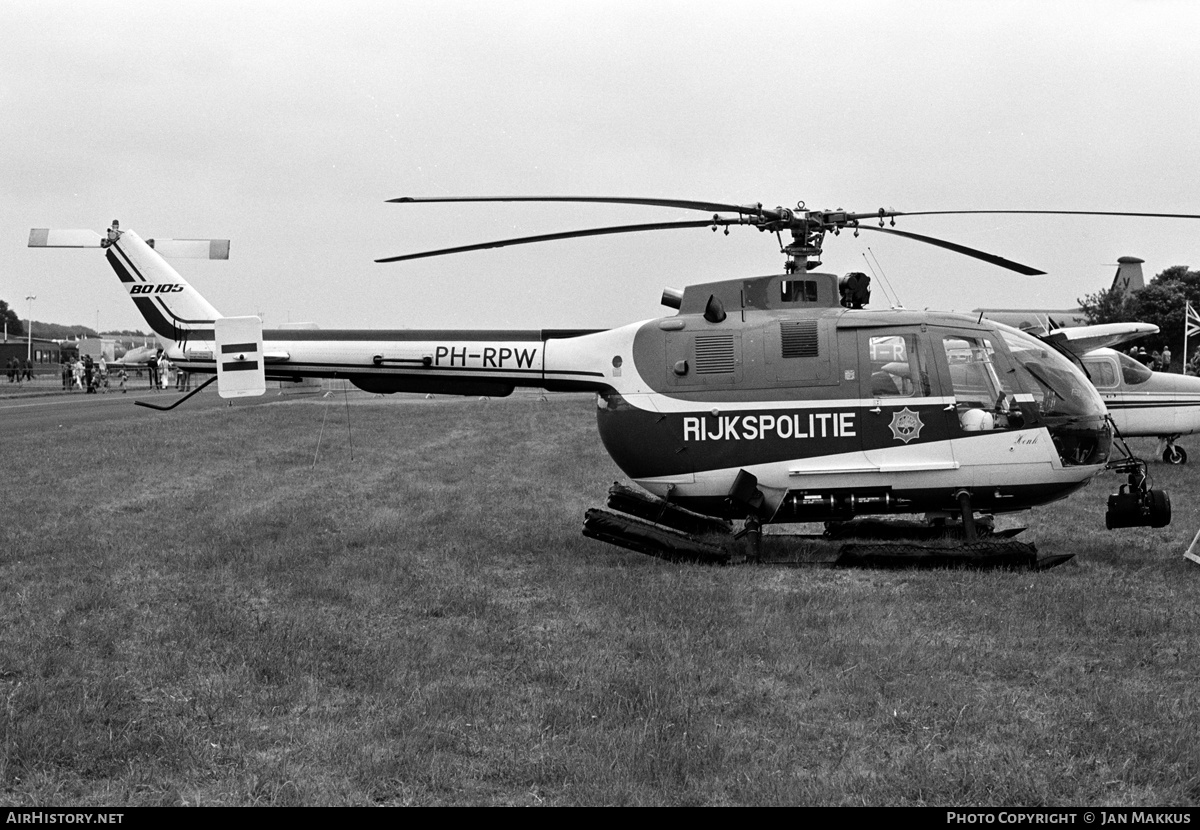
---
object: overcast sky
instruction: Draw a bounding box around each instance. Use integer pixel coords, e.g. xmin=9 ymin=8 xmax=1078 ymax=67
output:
xmin=4 ymin=0 xmax=1200 ymax=334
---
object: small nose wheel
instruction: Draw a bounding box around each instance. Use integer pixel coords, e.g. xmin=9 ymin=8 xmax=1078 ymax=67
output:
xmin=1163 ymin=444 xmax=1188 ymax=465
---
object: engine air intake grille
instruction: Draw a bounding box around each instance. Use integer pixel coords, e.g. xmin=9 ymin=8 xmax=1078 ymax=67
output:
xmin=780 ymin=321 xmax=819 ymax=358
xmin=694 ymin=334 xmax=736 ymax=374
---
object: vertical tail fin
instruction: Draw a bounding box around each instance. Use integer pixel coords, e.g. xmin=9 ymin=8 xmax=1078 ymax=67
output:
xmin=105 ymin=229 xmax=222 ymax=341
xmin=1111 ymin=256 xmax=1145 ymax=296
xmin=31 ymin=222 xmax=227 ymax=341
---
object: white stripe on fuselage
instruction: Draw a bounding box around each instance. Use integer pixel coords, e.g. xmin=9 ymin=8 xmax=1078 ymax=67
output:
xmin=1104 ymin=393 xmax=1200 ymax=437
xmin=632 ymin=428 xmax=1091 ymax=510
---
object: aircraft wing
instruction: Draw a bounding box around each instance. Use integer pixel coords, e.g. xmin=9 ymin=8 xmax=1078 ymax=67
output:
xmin=1041 ymin=322 xmax=1159 ymax=356
xmin=108 ymin=346 xmax=159 ymax=366
xmin=976 ymin=308 xmax=1088 ymax=335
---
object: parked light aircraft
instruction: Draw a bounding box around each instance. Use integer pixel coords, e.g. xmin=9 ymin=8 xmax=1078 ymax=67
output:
xmin=31 ymin=203 xmax=1193 ymax=562
xmin=1079 ymin=347 xmax=1200 ymax=464
xmin=110 ymin=343 xmax=158 ymax=367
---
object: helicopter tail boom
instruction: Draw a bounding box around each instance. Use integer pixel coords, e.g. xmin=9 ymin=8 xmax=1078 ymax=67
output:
xmin=30 ymin=221 xmax=632 ymax=398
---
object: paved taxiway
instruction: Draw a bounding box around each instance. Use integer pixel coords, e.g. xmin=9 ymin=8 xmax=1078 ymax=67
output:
xmin=0 ymin=385 xmax=287 ymax=437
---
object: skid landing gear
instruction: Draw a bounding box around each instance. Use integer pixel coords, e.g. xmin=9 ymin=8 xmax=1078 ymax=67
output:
xmin=831 ymin=490 xmax=1070 ymax=570
xmin=581 ymin=484 xmax=1072 ymax=570
xmin=734 ymin=515 xmax=763 ymax=564
xmin=581 ymin=483 xmax=733 ymax=564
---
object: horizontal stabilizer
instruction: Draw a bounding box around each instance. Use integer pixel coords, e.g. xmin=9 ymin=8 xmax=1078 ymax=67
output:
xmin=1043 ymin=322 xmax=1159 ymax=356
xmin=28 ymin=229 xmax=103 ymax=248
xmin=146 ymin=238 xmax=230 ymax=259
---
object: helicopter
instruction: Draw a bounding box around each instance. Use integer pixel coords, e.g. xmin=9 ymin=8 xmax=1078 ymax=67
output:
xmin=30 ymin=199 xmax=1195 ymax=565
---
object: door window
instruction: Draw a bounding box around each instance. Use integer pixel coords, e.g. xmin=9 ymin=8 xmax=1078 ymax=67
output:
xmin=867 ymin=334 xmax=932 ymax=397
xmin=942 ymin=334 xmax=1022 ymax=430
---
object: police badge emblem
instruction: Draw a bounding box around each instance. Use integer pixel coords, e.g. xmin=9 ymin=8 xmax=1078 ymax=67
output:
xmin=888 ymin=407 xmax=924 ymax=444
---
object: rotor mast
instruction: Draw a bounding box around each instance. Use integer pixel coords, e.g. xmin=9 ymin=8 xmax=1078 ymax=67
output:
xmin=779 ymin=208 xmax=828 ymax=273
xmin=765 ymin=204 xmax=869 ymax=273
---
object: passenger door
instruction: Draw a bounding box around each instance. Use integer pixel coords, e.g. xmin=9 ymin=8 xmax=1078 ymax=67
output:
xmin=857 ymin=330 xmax=959 ymax=472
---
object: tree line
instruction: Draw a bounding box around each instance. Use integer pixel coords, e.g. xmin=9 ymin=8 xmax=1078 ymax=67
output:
xmin=1078 ymin=265 xmax=1200 ymax=361
xmin=0 ymin=299 xmax=22 ymax=337
xmin=0 ymin=298 xmax=149 ymax=341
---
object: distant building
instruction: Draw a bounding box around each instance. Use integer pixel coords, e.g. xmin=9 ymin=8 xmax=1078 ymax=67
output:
xmin=76 ymin=337 xmax=117 ymax=362
xmin=0 ymin=333 xmax=61 ymax=368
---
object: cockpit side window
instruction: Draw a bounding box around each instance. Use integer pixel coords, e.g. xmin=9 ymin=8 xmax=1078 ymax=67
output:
xmin=1082 ymin=357 xmax=1119 ymax=388
xmin=942 ymin=334 xmax=1021 ymax=430
xmin=1115 ymin=352 xmax=1153 ymax=385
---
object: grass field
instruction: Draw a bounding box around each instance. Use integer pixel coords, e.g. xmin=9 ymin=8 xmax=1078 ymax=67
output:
xmin=2 ymin=391 xmax=1199 ymax=806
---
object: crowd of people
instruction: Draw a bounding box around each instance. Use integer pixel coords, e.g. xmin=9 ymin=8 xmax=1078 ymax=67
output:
xmin=1128 ymin=345 xmax=1173 ymax=372
xmin=4 ymin=351 xmax=191 ymax=393
xmin=56 ymin=353 xmax=123 ymax=393
xmin=5 ymin=357 xmax=34 ymax=382
xmin=1123 ymin=345 xmax=1200 ymax=375
xmin=51 ymin=351 xmax=190 ymax=394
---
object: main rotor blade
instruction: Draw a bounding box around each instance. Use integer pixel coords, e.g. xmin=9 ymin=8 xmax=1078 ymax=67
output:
xmin=387 ymin=195 xmax=769 ymax=216
xmin=857 ymin=225 xmax=1046 ymax=275
xmin=375 ymin=218 xmax=741 ymax=263
xmin=888 ymin=209 xmax=1200 ymax=221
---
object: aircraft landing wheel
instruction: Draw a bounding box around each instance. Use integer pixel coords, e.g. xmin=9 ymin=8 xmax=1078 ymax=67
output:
xmin=1163 ymin=445 xmax=1188 ymax=465
xmin=1150 ymin=488 xmax=1172 ymax=528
